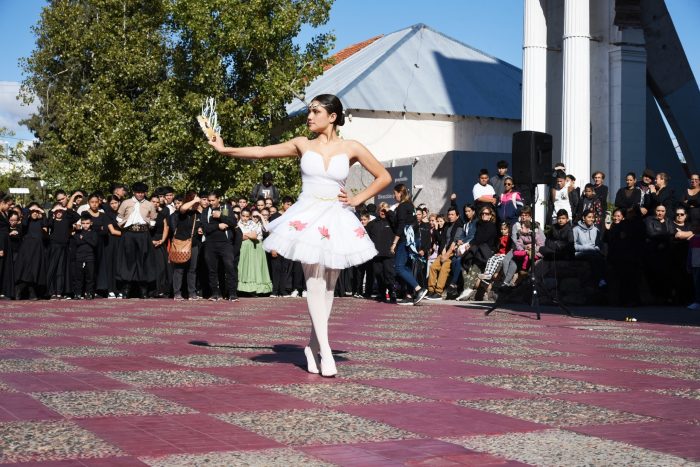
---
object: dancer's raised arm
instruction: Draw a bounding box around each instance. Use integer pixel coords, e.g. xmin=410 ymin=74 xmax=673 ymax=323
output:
xmin=208 ymin=135 xmax=305 ymax=159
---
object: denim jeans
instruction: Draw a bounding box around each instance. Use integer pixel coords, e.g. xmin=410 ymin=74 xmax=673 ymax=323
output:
xmin=394 ymin=240 xmax=419 ymax=290
xmin=449 ymin=255 xmax=462 ymax=285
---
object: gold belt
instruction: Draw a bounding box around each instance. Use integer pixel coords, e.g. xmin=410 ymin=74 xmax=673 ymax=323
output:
xmin=126 ymin=224 xmax=149 ymax=232
xmin=313 ymin=195 xmax=337 ymax=201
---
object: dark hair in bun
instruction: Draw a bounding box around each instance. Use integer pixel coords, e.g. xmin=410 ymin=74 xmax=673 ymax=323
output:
xmin=313 ymin=94 xmax=345 ymax=126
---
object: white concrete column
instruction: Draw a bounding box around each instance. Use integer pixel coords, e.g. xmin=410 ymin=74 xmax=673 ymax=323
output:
xmin=522 ymin=0 xmax=547 ymax=132
xmin=522 ymin=0 xmax=548 ymax=225
xmin=561 ymin=0 xmax=590 ymax=184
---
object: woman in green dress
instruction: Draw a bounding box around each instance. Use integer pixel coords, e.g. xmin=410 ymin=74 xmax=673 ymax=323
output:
xmin=237 ymin=208 xmax=272 ymax=295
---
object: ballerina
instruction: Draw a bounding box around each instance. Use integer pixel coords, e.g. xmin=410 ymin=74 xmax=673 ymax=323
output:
xmin=209 ymin=94 xmax=395 ymax=376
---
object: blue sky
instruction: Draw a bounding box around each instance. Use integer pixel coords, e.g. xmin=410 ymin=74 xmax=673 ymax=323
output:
xmin=1 ymin=0 xmax=698 ymax=143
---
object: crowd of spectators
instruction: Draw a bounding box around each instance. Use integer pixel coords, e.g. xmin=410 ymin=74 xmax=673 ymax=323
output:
xmin=1 ymin=163 xmax=699 ymax=309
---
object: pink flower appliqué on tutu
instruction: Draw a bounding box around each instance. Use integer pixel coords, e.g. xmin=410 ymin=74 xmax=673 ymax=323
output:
xmin=318 ymin=226 xmax=330 ymax=240
xmin=289 ymin=220 xmax=307 ymax=231
xmin=354 ymin=227 xmax=366 ymax=238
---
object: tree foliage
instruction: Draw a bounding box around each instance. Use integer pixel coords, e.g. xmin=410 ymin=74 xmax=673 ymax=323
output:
xmin=20 ymin=0 xmax=334 ymax=197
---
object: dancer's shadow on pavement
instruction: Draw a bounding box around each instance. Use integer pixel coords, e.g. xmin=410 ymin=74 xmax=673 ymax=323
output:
xmin=188 ymin=340 xmax=348 ymax=370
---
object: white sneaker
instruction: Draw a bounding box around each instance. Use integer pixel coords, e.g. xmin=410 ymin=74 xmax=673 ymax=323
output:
xmin=478 ymin=273 xmax=492 ymax=281
xmin=456 ymin=288 xmax=474 ymax=301
xmin=269 ymin=294 xmax=278 ymax=298
xmin=687 ymin=302 xmax=700 ymax=310
xmin=290 ymin=290 xmax=299 ymax=298
xmin=302 ymin=290 xmax=308 ymax=297
xmin=107 ymin=292 xmax=116 ymax=299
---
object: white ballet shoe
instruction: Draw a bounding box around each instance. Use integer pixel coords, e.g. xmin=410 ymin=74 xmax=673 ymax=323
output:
xmin=304 ymin=346 xmax=320 ymax=374
xmin=320 ymin=354 xmax=337 ymax=377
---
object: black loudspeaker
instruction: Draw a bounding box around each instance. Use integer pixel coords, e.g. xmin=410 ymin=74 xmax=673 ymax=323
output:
xmin=511 ymin=131 xmax=553 ymax=185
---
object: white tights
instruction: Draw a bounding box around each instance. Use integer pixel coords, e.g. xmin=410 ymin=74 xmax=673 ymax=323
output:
xmin=302 ymin=263 xmax=340 ymax=366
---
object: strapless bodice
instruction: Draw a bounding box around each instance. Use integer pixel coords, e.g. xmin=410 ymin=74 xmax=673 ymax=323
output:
xmin=300 ymin=151 xmax=349 ymax=199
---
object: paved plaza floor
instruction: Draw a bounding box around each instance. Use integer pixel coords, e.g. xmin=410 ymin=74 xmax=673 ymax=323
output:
xmin=0 ymin=297 xmax=698 ymax=466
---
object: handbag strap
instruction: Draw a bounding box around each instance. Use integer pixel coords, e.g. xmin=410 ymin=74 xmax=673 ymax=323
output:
xmin=173 ymin=211 xmax=198 ymax=239
xmin=189 ymin=213 xmax=197 ymax=238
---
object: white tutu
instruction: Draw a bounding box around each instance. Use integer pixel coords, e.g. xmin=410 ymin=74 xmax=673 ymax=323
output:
xmin=263 ymin=151 xmax=377 ymax=270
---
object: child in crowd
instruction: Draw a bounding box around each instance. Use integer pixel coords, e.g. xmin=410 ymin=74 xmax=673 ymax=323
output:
xmin=73 ymin=212 xmax=98 ymax=299
xmin=478 ymin=222 xmax=511 ymax=282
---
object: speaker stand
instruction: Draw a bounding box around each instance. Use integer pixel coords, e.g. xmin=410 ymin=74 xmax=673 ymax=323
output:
xmin=484 ymin=185 xmax=573 ymax=320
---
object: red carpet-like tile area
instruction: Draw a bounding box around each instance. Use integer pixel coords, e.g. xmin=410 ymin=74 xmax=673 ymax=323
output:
xmin=0 ymin=297 xmax=699 ymax=466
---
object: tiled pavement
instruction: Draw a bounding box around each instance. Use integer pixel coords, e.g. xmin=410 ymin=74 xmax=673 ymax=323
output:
xmin=0 ymin=298 xmax=699 ymax=466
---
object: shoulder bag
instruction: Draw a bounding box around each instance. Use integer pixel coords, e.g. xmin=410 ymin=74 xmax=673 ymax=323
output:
xmin=169 ymin=213 xmax=197 ymax=264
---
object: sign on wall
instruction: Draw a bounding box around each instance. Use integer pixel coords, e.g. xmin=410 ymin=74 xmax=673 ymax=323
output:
xmin=375 ymin=165 xmax=413 ymax=204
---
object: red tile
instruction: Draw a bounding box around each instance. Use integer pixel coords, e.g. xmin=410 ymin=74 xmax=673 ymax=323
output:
xmin=151 ymin=384 xmax=317 ymax=413
xmin=0 ymin=392 xmax=62 ymax=421
xmin=66 ymin=356 xmax=183 ymax=372
xmin=1 ymin=372 xmax=131 ymax=392
xmin=569 ymin=421 xmax=700 ymax=460
xmin=302 ymin=438 xmax=526 ymax=466
xmin=557 ymin=390 xmax=700 ymax=423
xmin=202 ymin=365 xmax=324 ymax=385
xmin=76 ymin=414 xmax=281 ymax=456
xmin=545 ymin=369 xmax=700 ymax=390
xmin=367 ymin=377 xmax=524 ymax=401
xmin=341 ymin=402 xmax=545 ymax=437
xmin=0 ymin=348 xmax=47 ymax=359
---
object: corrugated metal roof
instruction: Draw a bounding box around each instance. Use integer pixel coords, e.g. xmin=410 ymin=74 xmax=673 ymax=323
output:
xmin=287 ymin=24 xmax=522 ymax=120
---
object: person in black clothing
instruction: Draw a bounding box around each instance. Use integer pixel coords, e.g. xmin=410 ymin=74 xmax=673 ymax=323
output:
xmin=7 ymin=211 xmax=21 ymax=264
xmin=413 ymin=207 xmax=432 ymax=289
xmin=636 ymin=169 xmax=656 ymax=216
xmin=116 ymin=181 xmax=158 ymax=298
xmin=592 ymin=171 xmax=609 ymax=206
xmin=353 ymin=212 xmax=375 ymax=298
xmin=203 ymin=191 xmax=239 ymax=301
xmin=367 ymin=207 xmax=396 ymax=302
xmin=250 ymin=171 xmax=280 ymax=205
xmin=539 ymin=209 xmax=575 ymax=260
xmin=668 ymin=205 xmax=694 ymax=304
xmin=614 ymin=172 xmax=642 ymax=213
xmin=644 ymin=204 xmax=674 ymax=302
xmin=0 ymin=194 xmax=16 ymax=299
xmin=605 ymin=207 xmax=644 ymax=306
xmin=456 ymin=206 xmax=498 ymax=300
xmin=172 ymin=191 xmax=203 ymax=300
xmin=149 ymin=192 xmax=171 ymax=298
xmin=73 ymin=213 xmax=98 ymax=299
xmin=490 ymin=160 xmax=509 ymax=199
xmin=534 ymin=209 xmax=576 ymax=286
xmin=83 ymin=193 xmax=112 ymax=297
xmin=426 ymin=207 xmax=466 ymax=300
xmin=566 ymin=174 xmax=580 ymax=216
xmin=15 ymin=203 xmax=48 ymax=300
xmin=102 ymin=195 xmax=123 ymax=298
xmin=390 ymin=184 xmax=428 ymax=304
xmin=649 ymin=172 xmax=675 ymax=218
xmin=267 ymin=203 xmax=293 ymax=297
xmin=46 ymin=203 xmax=80 ymax=299
xmin=682 ymin=173 xmax=700 ymax=228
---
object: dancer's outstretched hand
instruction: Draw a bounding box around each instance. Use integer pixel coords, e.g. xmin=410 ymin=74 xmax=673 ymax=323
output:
xmin=208 ymin=134 xmax=225 ymax=152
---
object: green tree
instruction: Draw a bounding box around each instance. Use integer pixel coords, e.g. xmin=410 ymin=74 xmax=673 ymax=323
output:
xmin=20 ymin=0 xmax=334 ymax=197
